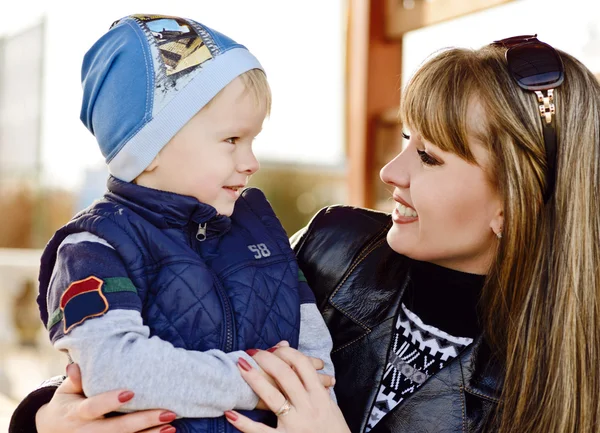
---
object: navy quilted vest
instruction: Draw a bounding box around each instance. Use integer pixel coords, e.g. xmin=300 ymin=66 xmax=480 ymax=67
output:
xmin=37 ymin=177 xmax=301 ymax=433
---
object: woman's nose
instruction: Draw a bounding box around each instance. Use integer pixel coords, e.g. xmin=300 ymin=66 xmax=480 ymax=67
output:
xmin=380 ymin=149 xmax=411 ymax=188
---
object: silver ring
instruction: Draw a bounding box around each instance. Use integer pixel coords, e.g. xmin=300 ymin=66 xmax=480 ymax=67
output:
xmin=275 ymin=399 xmax=292 ymax=417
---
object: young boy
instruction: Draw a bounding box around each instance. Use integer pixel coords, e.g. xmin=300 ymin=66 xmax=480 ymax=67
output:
xmin=37 ymin=14 xmax=334 ymax=433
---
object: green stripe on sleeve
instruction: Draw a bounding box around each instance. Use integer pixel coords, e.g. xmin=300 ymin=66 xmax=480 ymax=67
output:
xmin=46 ymin=277 xmax=136 ymax=331
xmin=298 ymin=269 xmax=308 ymax=283
xmin=47 ymin=308 xmax=63 ymax=330
xmin=103 ymin=277 xmax=137 ymax=294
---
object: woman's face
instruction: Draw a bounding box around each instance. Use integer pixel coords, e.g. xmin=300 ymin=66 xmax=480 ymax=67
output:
xmin=380 ymin=106 xmax=503 ymax=275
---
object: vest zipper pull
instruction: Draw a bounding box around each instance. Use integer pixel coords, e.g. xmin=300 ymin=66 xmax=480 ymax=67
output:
xmin=196 ymin=223 xmax=207 ymax=242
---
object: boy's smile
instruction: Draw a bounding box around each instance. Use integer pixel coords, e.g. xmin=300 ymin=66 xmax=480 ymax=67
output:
xmin=135 ymin=76 xmax=267 ymax=216
xmin=223 ymin=184 xmax=248 ymax=199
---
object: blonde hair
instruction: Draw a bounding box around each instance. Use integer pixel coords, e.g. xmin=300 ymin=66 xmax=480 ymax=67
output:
xmin=240 ymin=68 xmax=272 ymax=115
xmin=206 ymin=68 xmax=272 ymax=115
xmin=400 ymin=46 xmax=600 ymax=432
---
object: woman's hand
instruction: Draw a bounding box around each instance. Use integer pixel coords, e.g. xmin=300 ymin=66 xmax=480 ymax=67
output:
xmin=36 ymin=363 xmax=177 ymax=433
xmin=228 ymin=347 xmax=350 ymax=433
xmin=251 ymin=342 xmax=335 ymax=411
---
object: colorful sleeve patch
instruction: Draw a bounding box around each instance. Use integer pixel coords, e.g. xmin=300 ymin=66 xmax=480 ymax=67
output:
xmin=44 ymin=239 xmax=142 ymax=342
xmin=47 ymin=277 xmax=138 ymax=332
xmin=60 ymin=276 xmax=108 ymax=334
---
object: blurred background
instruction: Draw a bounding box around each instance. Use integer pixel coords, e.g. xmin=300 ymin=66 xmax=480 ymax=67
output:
xmin=1 ymin=0 xmax=599 ymax=426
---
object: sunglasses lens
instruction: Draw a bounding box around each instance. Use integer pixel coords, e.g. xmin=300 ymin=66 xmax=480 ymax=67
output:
xmin=507 ymin=42 xmax=563 ymax=88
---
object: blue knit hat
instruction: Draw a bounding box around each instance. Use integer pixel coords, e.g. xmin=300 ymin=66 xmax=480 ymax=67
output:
xmin=80 ymin=14 xmax=263 ymax=182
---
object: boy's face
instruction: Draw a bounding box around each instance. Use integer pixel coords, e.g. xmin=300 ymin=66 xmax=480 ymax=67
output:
xmin=140 ymin=76 xmax=265 ymax=216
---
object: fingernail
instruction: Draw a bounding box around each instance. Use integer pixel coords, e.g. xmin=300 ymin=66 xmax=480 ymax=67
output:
xmin=225 ymin=411 xmax=238 ymax=422
xmin=266 ymin=346 xmax=278 ymax=353
xmin=65 ymin=363 xmax=73 ymax=377
xmin=238 ymin=357 xmax=253 ymax=371
xmin=118 ymin=390 xmax=135 ymax=403
xmin=160 ymin=426 xmax=176 ymax=433
xmin=159 ymin=411 xmax=177 ymax=422
xmin=331 ymin=377 xmax=336 ymax=386
xmin=245 ymin=348 xmax=259 ymax=356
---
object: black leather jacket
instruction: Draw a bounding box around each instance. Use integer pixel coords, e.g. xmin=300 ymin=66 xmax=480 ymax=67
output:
xmin=291 ymin=206 xmax=503 ymax=433
xmin=10 ymin=205 xmax=503 ymax=433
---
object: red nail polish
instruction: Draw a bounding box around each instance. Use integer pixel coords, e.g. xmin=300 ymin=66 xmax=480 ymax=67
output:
xmin=118 ymin=391 xmax=134 ymax=403
xmin=225 ymin=411 xmax=239 ymax=422
xmin=238 ymin=357 xmax=253 ymax=371
xmin=159 ymin=411 xmax=177 ymax=422
xmin=266 ymin=347 xmax=278 ymax=353
xmin=160 ymin=426 xmax=176 ymax=433
xmin=245 ymin=348 xmax=259 ymax=356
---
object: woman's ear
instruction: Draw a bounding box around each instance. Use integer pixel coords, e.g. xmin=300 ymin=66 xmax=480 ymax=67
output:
xmin=490 ymin=207 xmax=504 ymax=238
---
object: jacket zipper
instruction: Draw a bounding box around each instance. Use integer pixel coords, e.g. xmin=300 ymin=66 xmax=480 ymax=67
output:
xmin=214 ymin=273 xmax=234 ymax=433
xmin=192 ymin=222 xmax=235 ymax=433
xmin=213 ymin=273 xmax=235 ymax=353
xmin=192 ymin=222 xmax=235 ymax=350
xmin=196 ymin=223 xmax=207 ymax=241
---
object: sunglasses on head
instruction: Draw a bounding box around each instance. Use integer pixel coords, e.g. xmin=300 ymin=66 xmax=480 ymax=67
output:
xmin=492 ymin=35 xmax=564 ymax=203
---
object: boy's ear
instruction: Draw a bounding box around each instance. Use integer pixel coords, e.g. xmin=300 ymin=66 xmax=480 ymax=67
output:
xmin=144 ymin=154 xmax=160 ymax=172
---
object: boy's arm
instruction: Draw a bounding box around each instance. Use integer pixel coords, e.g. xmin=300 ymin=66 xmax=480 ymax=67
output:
xmin=57 ymin=309 xmax=259 ymax=416
xmin=297 ymin=271 xmax=337 ymax=401
xmin=47 ymin=233 xmax=259 ymax=417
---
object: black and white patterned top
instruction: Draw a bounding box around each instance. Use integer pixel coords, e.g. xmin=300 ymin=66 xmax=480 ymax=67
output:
xmin=366 ymin=260 xmax=484 ymax=432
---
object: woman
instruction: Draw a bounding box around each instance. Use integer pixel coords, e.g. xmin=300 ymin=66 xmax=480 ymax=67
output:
xmin=11 ymin=37 xmax=600 ymax=433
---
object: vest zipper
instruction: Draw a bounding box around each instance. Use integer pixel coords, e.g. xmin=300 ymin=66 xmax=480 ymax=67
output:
xmin=192 ymin=223 xmax=234 ymax=352
xmin=192 ymin=221 xmax=234 ymax=433
xmin=218 ymin=278 xmax=234 ymax=433
xmin=211 ymin=275 xmax=234 ymax=433
xmin=213 ymin=274 xmax=235 ymax=352
xmin=196 ymin=223 xmax=207 ymax=241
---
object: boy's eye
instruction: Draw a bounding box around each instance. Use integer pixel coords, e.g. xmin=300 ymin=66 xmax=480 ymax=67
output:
xmin=225 ymin=137 xmax=238 ymax=145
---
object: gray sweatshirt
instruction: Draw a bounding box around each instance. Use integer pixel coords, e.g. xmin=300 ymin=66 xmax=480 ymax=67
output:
xmin=51 ymin=232 xmax=335 ymax=417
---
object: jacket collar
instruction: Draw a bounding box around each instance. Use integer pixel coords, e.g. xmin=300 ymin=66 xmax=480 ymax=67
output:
xmin=329 ymin=242 xmax=502 ymax=402
xmin=329 ymin=239 xmax=410 ymax=331
xmin=105 ymin=176 xmax=231 ymax=236
xmin=461 ymin=336 xmax=503 ymax=402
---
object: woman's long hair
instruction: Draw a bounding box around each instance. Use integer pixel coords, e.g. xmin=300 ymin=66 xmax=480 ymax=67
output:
xmin=400 ymin=45 xmax=600 ymax=432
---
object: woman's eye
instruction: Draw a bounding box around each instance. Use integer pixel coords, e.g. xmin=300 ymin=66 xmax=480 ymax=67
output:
xmin=225 ymin=137 xmax=238 ymax=145
xmin=401 ymin=132 xmax=410 ymax=140
xmin=416 ymin=149 xmax=440 ymax=166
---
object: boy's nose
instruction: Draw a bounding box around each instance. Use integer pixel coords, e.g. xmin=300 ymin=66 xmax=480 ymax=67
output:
xmin=237 ymin=151 xmax=260 ymax=175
